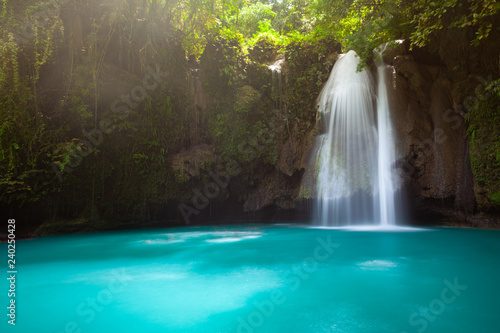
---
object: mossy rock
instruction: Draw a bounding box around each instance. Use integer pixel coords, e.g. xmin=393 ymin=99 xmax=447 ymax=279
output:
xmin=467 ymin=81 xmax=500 ymax=210
xmin=246 ymin=62 xmax=272 ymax=94
xmin=285 ymin=37 xmax=341 ymax=122
xmin=248 ymin=38 xmax=278 ymax=63
xmin=236 ymin=85 xmax=261 ymax=115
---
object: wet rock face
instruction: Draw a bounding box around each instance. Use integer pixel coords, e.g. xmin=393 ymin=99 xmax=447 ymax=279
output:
xmin=243 ymin=123 xmax=315 ymax=212
xmin=242 ymin=168 xmax=304 ymax=212
xmin=276 ymin=122 xmax=316 ymax=177
xmin=245 ymin=42 xmax=480 ymax=220
xmin=386 ymin=51 xmax=476 ymax=214
xmin=250 ymin=44 xmax=478 ymax=219
xmin=171 ymin=144 xmax=215 ymax=181
xmin=178 ymin=36 xmax=491 ymax=222
xmin=277 ymin=138 xmax=297 ymax=177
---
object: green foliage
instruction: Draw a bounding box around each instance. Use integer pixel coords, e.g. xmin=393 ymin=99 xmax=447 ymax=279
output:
xmin=492 ymin=192 xmax=500 ymax=206
xmin=246 ymin=21 xmax=284 ymax=62
xmin=411 ymin=0 xmax=500 ymax=47
xmin=285 ymin=36 xmax=341 ymax=122
xmin=409 ymin=0 xmax=459 ymax=48
xmin=199 ymin=28 xmax=280 ymax=168
xmin=200 ymin=29 xmax=245 ymax=93
xmin=332 ymin=1 xmax=407 ymax=66
xmin=207 ymin=84 xmax=279 ymax=167
xmin=0 ymin=0 xmax=194 ymax=218
xmin=248 ymin=20 xmax=282 ymax=46
xmin=2 ymin=0 xmax=500 ymax=221
xmin=0 ymin=1 xmax=65 ymax=204
xmin=230 ymin=2 xmax=276 ymax=37
xmin=467 ymin=79 xmax=500 ymax=206
xmin=310 ymin=0 xmax=499 ymax=66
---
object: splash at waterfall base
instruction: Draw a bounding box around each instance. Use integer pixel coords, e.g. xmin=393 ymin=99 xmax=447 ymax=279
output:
xmin=301 ymin=49 xmax=403 ymax=227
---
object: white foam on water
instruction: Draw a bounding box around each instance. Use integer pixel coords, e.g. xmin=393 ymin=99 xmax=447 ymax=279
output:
xmin=306 ymin=224 xmax=429 ymax=232
xmin=358 ymin=259 xmax=398 ymax=270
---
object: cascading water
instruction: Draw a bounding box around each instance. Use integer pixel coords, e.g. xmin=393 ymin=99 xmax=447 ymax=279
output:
xmin=310 ymin=49 xmax=400 ymax=227
xmin=375 ymin=44 xmax=399 ymax=226
xmin=314 ymin=51 xmax=378 ymax=226
xmin=269 ymin=58 xmax=287 ymax=114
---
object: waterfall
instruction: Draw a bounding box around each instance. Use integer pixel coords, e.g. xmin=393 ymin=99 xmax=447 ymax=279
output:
xmin=309 ymin=49 xmax=400 ymax=227
xmin=269 ymin=58 xmax=286 ymax=113
xmin=375 ymin=44 xmax=399 ymax=226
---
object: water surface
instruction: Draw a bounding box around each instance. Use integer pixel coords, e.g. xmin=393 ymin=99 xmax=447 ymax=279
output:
xmin=2 ymin=224 xmax=499 ymax=332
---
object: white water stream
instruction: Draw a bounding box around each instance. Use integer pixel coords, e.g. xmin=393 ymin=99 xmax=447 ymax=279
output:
xmin=312 ymin=49 xmax=400 ymax=226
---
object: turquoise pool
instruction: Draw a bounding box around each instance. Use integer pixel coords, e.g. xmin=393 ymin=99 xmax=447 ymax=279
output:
xmin=2 ymin=224 xmax=499 ymax=332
